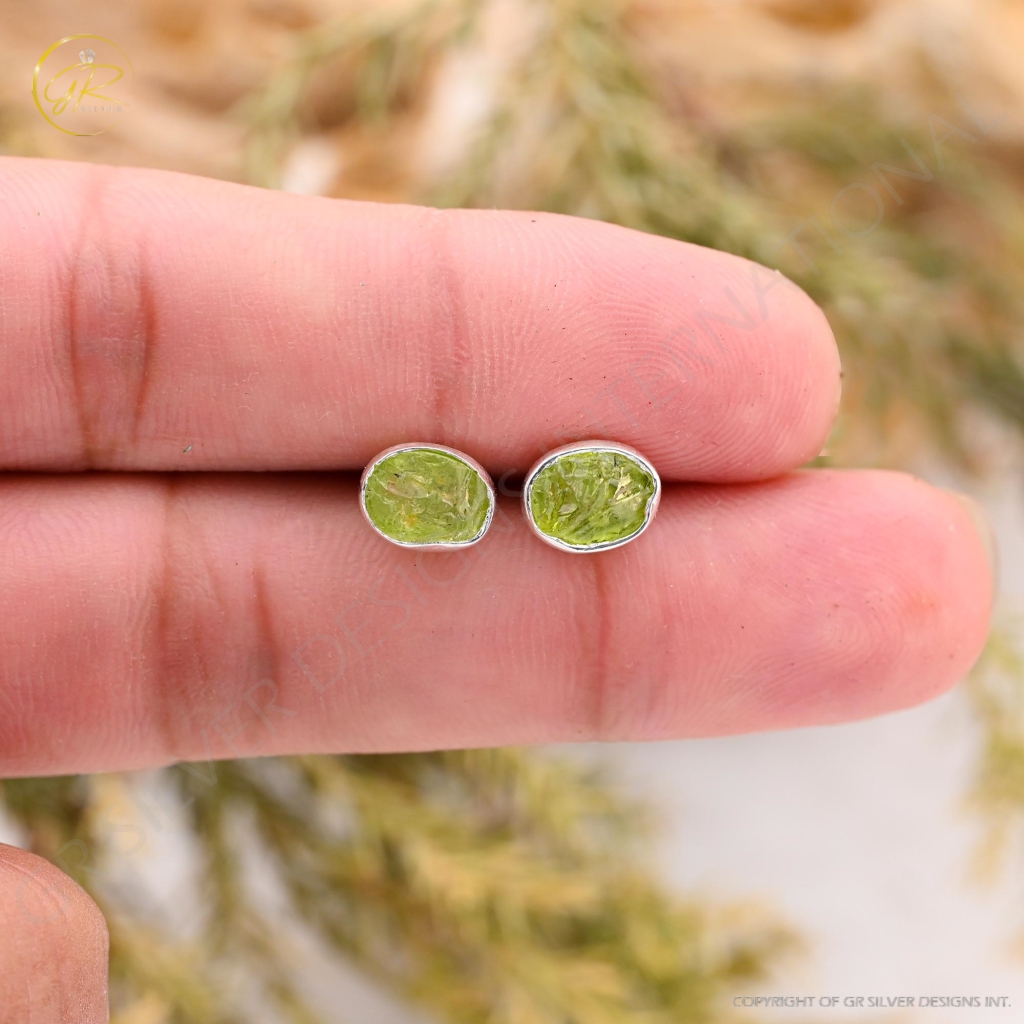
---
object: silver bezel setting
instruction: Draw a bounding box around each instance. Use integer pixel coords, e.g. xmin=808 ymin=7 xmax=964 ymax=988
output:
xmin=359 ymin=443 xmax=496 ymax=550
xmin=522 ymin=440 xmax=662 ymax=553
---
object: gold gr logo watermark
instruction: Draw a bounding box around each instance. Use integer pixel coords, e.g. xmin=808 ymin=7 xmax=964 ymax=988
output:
xmin=32 ymin=35 xmax=134 ymax=136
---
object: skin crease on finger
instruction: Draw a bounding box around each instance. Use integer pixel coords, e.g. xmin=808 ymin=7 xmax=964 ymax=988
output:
xmin=0 ymin=157 xmax=841 ymax=480
xmin=0 ymin=468 xmax=992 ymax=777
xmin=0 ymin=844 xmax=108 ymax=1022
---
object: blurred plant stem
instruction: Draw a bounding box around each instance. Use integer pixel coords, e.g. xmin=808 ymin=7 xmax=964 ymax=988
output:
xmin=968 ymin=625 xmax=1024 ymax=875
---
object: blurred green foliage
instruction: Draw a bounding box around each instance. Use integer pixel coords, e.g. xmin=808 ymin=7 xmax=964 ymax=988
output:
xmin=4 ymin=752 xmax=795 ymax=1022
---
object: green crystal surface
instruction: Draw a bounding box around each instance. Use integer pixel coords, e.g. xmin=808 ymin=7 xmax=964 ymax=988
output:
xmin=363 ymin=448 xmax=491 ymax=545
xmin=529 ymin=450 xmax=656 ymax=549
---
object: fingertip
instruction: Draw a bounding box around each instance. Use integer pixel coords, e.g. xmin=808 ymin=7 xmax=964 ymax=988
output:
xmin=0 ymin=843 xmax=109 ymax=1023
xmin=816 ymin=470 xmax=994 ymax=715
xmin=943 ymin=489 xmax=999 ymax=598
xmin=755 ymin=272 xmax=842 ymax=476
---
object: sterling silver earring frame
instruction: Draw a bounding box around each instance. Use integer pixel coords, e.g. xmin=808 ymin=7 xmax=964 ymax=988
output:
xmin=359 ymin=443 xmax=496 ymax=550
xmin=522 ymin=440 xmax=661 ymax=554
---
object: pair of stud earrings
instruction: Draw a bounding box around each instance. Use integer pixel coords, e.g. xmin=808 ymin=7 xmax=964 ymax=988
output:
xmin=359 ymin=441 xmax=661 ymax=553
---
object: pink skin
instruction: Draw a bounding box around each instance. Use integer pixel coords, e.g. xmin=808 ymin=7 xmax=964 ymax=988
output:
xmin=0 ymin=469 xmax=991 ymax=771
xmin=0 ymin=845 xmax=108 ymax=1024
xmin=0 ymin=157 xmax=993 ymax=1017
xmin=0 ymin=159 xmax=838 ymax=477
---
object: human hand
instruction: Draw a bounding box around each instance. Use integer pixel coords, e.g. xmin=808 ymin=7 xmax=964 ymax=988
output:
xmin=0 ymin=157 xmax=993 ymax=1020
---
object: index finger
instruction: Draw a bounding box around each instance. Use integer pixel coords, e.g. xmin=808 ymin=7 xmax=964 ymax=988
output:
xmin=0 ymin=157 xmax=840 ymax=479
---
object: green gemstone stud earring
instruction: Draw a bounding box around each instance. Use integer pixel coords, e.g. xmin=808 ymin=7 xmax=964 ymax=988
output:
xmin=523 ymin=441 xmax=661 ymax=553
xmin=360 ymin=444 xmax=495 ymax=549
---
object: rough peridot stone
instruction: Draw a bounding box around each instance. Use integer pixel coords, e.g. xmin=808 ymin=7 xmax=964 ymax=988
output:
xmin=363 ymin=448 xmax=491 ymax=546
xmin=529 ymin=450 xmax=656 ymax=549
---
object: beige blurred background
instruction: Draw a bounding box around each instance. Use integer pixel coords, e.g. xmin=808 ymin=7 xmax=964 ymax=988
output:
xmin=5 ymin=0 xmax=1024 ymax=190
